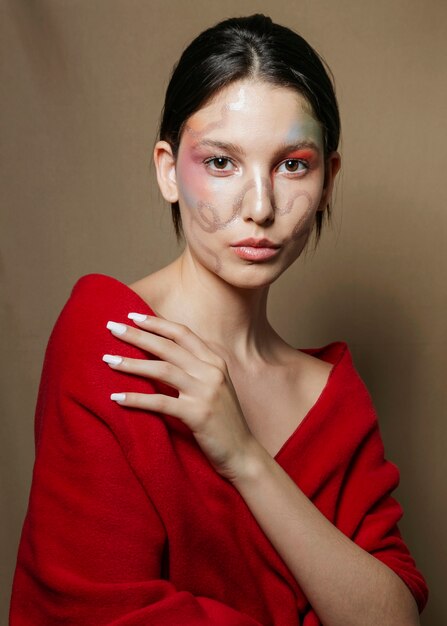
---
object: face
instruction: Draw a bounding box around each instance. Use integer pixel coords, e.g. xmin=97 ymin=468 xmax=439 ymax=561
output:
xmin=164 ymin=79 xmax=339 ymax=288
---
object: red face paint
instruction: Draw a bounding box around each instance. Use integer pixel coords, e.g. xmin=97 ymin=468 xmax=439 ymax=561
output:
xmin=283 ymin=149 xmax=319 ymax=163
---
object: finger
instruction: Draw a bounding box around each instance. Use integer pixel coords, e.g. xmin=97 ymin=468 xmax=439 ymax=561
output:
xmin=127 ymin=313 xmax=226 ymax=370
xmin=106 ymin=319 xmax=224 ymax=380
xmin=106 ymin=320 xmax=205 ymax=376
xmin=110 ymin=391 xmax=180 ymax=417
xmin=102 ymin=354 xmax=198 ymax=394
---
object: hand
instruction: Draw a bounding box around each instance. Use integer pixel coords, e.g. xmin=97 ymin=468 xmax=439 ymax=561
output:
xmin=103 ymin=313 xmax=259 ymax=482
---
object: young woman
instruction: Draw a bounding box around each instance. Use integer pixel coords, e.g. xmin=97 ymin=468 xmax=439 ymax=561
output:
xmin=10 ymin=14 xmax=428 ymax=626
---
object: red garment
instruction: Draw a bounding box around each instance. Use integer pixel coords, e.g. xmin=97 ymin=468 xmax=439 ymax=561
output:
xmin=10 ymin=273 xmax=428 ymax=625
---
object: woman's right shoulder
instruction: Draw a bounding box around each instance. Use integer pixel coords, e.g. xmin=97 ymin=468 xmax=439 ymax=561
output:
xmin=47 ymin=273 xmax=141 ymax=365
xmin=68 ymin=272 xmax=125 ymax=305
xmin=57 ymin=272 xmax=137 ymax=322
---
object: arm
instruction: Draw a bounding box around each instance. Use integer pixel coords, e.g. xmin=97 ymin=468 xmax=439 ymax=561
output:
xmin=9 ymin=289 xmax=261 ymax=626
xmin=232 ymin=437 xmax=421 ymax=626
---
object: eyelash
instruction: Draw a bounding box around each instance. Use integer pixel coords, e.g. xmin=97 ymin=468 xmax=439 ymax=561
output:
xmin=203 ymin=155 xmax=311 ymax=176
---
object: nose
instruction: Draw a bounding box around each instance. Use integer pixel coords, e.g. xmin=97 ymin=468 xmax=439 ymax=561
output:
xmin=239 ymin=175 xmax=276 ymax=225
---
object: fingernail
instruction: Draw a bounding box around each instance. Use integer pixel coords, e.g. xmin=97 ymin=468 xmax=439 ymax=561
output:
xmin=111 ymin=393 xmax=126 ymax=402
xmin=128 ymin=312 xmax=147 ymax=322
xmin=106 ymin=321 xmax=127 ymax=335
xmin=102 ymin=354 xmax=123 ymax=365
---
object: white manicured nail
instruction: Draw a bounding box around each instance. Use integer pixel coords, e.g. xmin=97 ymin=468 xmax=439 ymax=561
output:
xmin=111 ymin=393 xmax=126 ymax=402
xmin=128 ymin=312 xmax=147 ymax=322
xmin=102 ymin=354 xmax=123 ymax=365
xmin=107 ymin=321 xmax=127 ymax=335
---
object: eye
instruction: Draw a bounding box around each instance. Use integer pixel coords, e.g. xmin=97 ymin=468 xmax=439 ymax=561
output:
xmin=277 ymin=159 xmax=309 ymax=175
xmin=203 ymin=156 xmax=235 ymax=172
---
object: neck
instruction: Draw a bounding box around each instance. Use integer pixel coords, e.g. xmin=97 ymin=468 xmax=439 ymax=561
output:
xmin=149 ymin=247 xmax=283 ymax=366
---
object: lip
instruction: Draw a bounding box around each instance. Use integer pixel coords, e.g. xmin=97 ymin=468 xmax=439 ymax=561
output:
xmin=232 ymin=246 xmax=281 ymax=261
xmin=231 ymin=237 xmax=281 ymax=248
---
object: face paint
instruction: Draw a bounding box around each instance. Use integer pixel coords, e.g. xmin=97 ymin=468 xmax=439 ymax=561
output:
xmin=228 ymin=85 xmax=246 ymax=111
xmin=174 ymin=80 xmax=327 ymax=277
xmin=180 ymin=138 xmax=320 ymax=228
xmin=284 ymin=117 xmax=322 ymax=144
xmin=283 ymin=150 xmax=319 ymax=165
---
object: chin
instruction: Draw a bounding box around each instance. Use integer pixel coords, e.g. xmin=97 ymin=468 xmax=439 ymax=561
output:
xmin=223 ymin=263 xmax=289 ymax=290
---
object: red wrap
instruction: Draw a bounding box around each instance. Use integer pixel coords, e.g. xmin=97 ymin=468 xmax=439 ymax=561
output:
xmin=10 ymin=273 xmax=428 ymax=625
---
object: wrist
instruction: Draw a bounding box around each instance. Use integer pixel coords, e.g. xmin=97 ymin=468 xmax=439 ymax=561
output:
xmin=229 ymin=437 xmax=271 ymax=487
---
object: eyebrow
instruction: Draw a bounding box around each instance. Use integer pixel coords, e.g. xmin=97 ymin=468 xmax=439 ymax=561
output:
xmin=191 ymin=138 xmax=322 ymax=158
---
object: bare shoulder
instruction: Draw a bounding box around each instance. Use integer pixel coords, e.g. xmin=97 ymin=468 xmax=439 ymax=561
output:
xmin=282 ymin=345 xmax=334 ymax=403
xmin=296 ymin=348 xmax=333 ymax=376
xmin=128 ymin=272 xmax=158 ymax=297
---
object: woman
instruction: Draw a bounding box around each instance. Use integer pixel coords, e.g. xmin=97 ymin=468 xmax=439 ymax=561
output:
xmin=10 ymin=13 xmax=428 ymax=625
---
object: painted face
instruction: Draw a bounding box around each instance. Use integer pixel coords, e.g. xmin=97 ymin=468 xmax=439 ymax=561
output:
xmin=175 ymin=78 xmax=327 ymax=285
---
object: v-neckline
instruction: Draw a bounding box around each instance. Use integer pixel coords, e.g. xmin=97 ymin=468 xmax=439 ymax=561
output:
xmin=82 ymin=273 xmax=344 ymax=463
xmin=270 ymin=361 xmax=338 ymax=461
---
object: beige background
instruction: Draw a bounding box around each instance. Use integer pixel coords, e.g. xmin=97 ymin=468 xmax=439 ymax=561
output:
xmin=1 ymin=1 xmax=446 ymax=624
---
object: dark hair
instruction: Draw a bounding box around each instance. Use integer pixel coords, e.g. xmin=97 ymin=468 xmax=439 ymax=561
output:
xmin=157 ymin=13 xmax=340 ymax=245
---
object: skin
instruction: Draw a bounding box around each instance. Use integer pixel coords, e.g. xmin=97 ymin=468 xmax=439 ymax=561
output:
xmin=102 ymin=79 xmax=419 ymax=624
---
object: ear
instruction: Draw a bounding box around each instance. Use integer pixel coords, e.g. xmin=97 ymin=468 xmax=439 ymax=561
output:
xmin=317 ymin=150 xmax=342 ymax=212
xmin=153 ymin=140 xmax=179 ymax=203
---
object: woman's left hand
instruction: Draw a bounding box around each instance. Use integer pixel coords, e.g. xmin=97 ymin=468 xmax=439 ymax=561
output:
xmin=103 ymin=312 xmax=259 ymax=482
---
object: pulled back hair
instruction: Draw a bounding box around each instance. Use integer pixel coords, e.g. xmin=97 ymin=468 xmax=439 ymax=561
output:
xmin=157 ymin=13 xmax=340 ymax=245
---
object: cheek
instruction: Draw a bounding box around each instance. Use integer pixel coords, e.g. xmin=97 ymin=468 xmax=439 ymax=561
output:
xmin=273 ymin=180 xmax=323 ymax=246
xmin=290 ymin=192 xmax=317 ymax=241
xmin=176 ymin=156 xmax=207 ymax=209
xmin=176 ymin=156 xmax=240 ymax=234
xmin=275 ymin=174 xmax=323 ymax=218
xmin=177 ymin=153 xmax=234 ymax=211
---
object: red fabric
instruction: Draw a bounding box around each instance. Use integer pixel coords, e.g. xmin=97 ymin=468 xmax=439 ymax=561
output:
xmin=10 ymin=273 xmax=429 ymax=625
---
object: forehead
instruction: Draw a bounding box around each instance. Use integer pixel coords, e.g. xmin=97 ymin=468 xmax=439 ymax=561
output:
xmin=182 ymin=79 xmax=323 ymax=147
